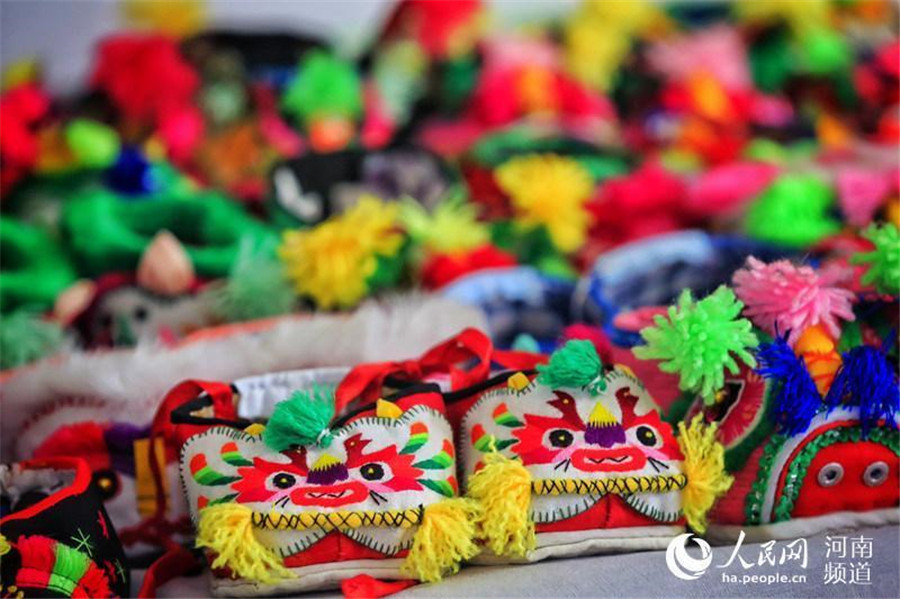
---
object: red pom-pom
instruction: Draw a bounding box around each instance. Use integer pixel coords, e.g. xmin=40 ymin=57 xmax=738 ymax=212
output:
xmin=421 ymin=244 xmax=517 ymax=289
xmin=91 ymin=34 xmax=199 ymax=124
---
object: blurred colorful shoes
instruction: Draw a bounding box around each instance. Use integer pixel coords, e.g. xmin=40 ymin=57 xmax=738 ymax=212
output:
xmin=0 ymin=458 xmax=131 ymax=598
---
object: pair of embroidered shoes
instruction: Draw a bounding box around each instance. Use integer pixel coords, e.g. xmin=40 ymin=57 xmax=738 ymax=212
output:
xmin=170 ymin=333 xmax=733 ymax=596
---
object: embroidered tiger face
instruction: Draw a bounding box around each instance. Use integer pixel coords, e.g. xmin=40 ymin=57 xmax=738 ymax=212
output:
xmin=181 ymin=404 xmax=456 ymax=557
xmin=462 ymin=369 xmax=685 ymax=524
xmin=224 ymin=431 xmax=439 ymax=509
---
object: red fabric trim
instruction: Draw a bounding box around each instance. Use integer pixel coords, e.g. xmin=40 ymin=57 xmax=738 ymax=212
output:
xmin=334 ymin=328 xmax=494 ymax=413
xmin=0 ymin=457 xmax=91 ymax=525
xmin=140 ymin=379 xmax=235 ymax=549
xmin=347 ymin=390 xmax=447 ymax=423
xmin=341 ymin=575 xmax=417 ymax=599
xmin=280 ymin=531 xmax=404 ymax=568
xmin=151 ymin=380 xmax=236 ymax=456
xmin=137 ymin=545 xmax=203 ymax=599
xmin=491 ymin=348 xmax=547 ymax=370
xmin=535 ymin=494 xmax=680 ymax=533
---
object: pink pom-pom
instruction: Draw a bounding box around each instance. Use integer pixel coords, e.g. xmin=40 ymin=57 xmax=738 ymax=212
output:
xmin=733 ymin=257 xmax=856 ymax=345
xmin=686 ymin=161 xmax=779 ymax=216
xmin=647 ymin=25 xmax=752 ymax=92
xmin=836 ymin=167 xmax=891 ymax=227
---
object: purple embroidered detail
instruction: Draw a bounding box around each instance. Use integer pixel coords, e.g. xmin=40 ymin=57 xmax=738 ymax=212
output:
xmin=584 ymin=424 xmax=625 ymax=447
xmin=307 ymin=463 xmax=349 ymax=486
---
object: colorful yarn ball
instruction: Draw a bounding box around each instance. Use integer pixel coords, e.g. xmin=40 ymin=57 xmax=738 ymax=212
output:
xmin=634 ymin=286 xmax=759 ymax=405
xmin=745 ymin=174 xmax=841 ymax=248
xmin=851 ymin=222 xmax=900 ymax=295
xmin=495 ymin=154 xmax=593 ymax=254
xmin=282 ymin=50 xmax=362 ymax=124
xmin=91 ymin=34 xmax=199 ymax=123
xmin=733 ymin=257 xmax=856 ymax=346
xmin=278 ymin=196 xmax=404 ymax=309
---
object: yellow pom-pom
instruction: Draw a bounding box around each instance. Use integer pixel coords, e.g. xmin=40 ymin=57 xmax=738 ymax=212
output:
xmin=279 ymin=196 xmax=403 ymax=309
xmin=494 ymin=154 xmax=593 ymax=254
xmin=402 ymin=498 xmax=481 ymax=582
xmin=677 ymin=414 xmax=733 ymax=534
xmin=196 ymin=503 xmax=292 ymax=584
xmin=0 ymin=533 xmax=10 ymax=556
xmin=467 ymin=451 xmax=535 ymax=558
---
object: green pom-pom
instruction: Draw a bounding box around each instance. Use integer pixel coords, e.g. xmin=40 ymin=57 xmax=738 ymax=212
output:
xmin=537 ymin=339 xmax=605 ymax=395
xmin=852 ymin=223 xmax=899 ymax=295
xmin=282 ymin=50 xmax=362 ymax=123
xmin=264 ymin=386 xmax=336 ymax=452
xmin=633 ymin=286 xmax=759 ymax=405
xmin=0 ymin=311 xmax=65 ymax=370
xmin=801 ymin=27 xmax=851 ymax=76
xmin=65 ymin=119 xmax=120 ymax=168
xmin=745 ymin=175 xmax=840 ymax=247
xmin=211 ymin=239 xmax=295 ymax=323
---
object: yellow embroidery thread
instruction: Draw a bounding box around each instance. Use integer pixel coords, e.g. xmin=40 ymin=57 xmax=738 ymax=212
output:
xmin=531 ymin=473 xmax=687 ymax=496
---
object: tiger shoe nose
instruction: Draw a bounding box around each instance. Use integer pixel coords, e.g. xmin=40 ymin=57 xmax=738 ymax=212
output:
xmin=585 ymin=402 xmax=625 ymax=447
xmin=307 ymin=454 xmax=349 ymax=485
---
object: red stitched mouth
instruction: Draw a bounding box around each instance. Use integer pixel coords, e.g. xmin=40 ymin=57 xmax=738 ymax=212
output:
xmin=305 ymin=490 xmax=351 ymax=499
xmin=571 ymin=448 xmax=647 ymax=473
xmin=291 ymin=482 xmax=369 ymax=507
xmin=586 ymin=455 xmax=630 ymax=465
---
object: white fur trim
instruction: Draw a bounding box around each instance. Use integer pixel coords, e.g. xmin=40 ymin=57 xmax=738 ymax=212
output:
xmin=2 ymin=294 xmax=486 ymax=460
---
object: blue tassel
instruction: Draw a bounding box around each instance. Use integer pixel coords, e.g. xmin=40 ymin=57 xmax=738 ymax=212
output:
xmin=825 ymin=342 xmax=899 ymax=438
xmin=756 ymin=335 xmax=822 ymax=436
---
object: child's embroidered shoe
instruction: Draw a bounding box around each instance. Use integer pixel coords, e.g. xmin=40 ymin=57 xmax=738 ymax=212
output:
xmin=456 ymin=340 xmax=731 ymax=562
xmin=0 ymin=457 xmax=130 ymax=598
xmin=176 ymin=381 xmax=478 ymax=595
xmin=638 ymin=257 xmax=899 ymax=542
xmin=2 ymin=298 xmax=484 ymax=560
xmin=672 ymin=333 xmax=899 ymax=543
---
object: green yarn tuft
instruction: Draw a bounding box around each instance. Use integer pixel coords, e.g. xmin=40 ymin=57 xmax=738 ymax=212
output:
xmin=0 ymin=312 xmax=65 ymax=370
xmin=264 ymin=386 xmax=336 ymax=452
xmin=851 ymin=222 xmax=899 ymax=295
xmin=282 ymin=50 xmax=362 ymax=123
xmin=633 ymin=286 xmax=759 ymax=406
xmin=745 ymin=175 xmax=840 ymax=247
xmin=50 ymin=539 xmax=91 ymax=586
xmin=211 ymin=238 xmax=295 ymax=323
xmin=537 ymin=339 xmax=605 ymax=395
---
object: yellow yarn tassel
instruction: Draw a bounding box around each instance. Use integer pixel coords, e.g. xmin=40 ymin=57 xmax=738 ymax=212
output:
xmin=0 ymin=533 xmax=9 ymax=556
xmin=677 ymin=414 xmax=733 ymax=534
xmin=196 ymin=503 xmax=292 ymax=584
xmin=402 ymin=498 xmax=481 ymax=582
xmin=467 ymin=451 xmax=535 ymax=558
